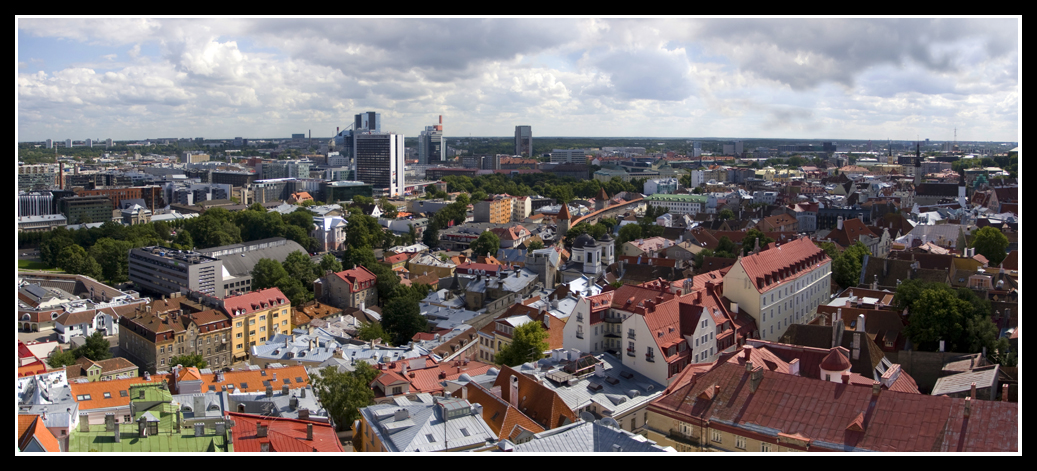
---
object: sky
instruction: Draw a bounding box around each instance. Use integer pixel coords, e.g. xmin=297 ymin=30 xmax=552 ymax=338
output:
xmin=16 ymin=17 xmax=1020 ymax=143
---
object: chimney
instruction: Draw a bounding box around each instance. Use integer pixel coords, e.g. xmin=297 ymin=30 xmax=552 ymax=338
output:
xmin=194 ymin=422 xmax=205 ymax=437
xmin=1002 ymin=384 xmax=1009 ymax=402
xmin=871 ymin=381 xmax=881 ymax=397
xmin=744 ymin=345 xmax=752 ymax=364
xmin=963 ymin=396 xmax=972 ymax=418
xmin=265 ymin=385 xmax=273 ymax=397
xmin=257 ymin=423 xmax=268 ymax=438
xmin=841 ymin=372 xmax=850 ymax=384
xmin=306 ymin=423 xmax=313 ymax=441
xmin=788 ymin=358 xmax=800 ymax=376
xmin=939 ymin=340 xmax=945 ymax=352
xmin=970 ymin=382 xmax=977 ymax=401
xmin=260 ymin=442 xmax=270 ymax=452
xmin=749 ymin=366 xmax=764 ymax=393
xmin=509 ymin=375 xmax=519 ymax=409
xmin=857 ymin=314 xmax=866 ymax=333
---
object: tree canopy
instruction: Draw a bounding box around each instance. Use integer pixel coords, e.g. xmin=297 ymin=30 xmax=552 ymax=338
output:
xmin=77 ymin=331 xmax=112 ymax=361
xmin=469 ymin=231 xmax=500 ymax=258
xmin=169 ymin=354 xmax=208 ymax=369
xmin=970 ymin=226 xmax=1009 ymax=266
xmin=495 ymin=320 xmax=549 ymax=367
xmin=832 ymin=241 xmax=870 ymax=289
xmin=311 ymin=362 xmax=378 ymax=431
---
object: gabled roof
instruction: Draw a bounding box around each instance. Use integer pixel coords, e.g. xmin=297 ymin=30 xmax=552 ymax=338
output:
xmin=649 ymin=361 xmax=1018 ymax=452
xmin=69 ymin=375 xmax=170 ymax=411
xmin=493 ymin=365 xmax=577 ymax=431
xmin=18 ymin=415 xmax=61 ymax=452
xmin=228 ymin=412 xmax=344 ymax=452
xmin=222 ymin=287 xmax=290 ymax=317
xmin=735 ymin=237 xmax=829 ymax=293
xmin=456 ymin=381 xmax=544 ymax=440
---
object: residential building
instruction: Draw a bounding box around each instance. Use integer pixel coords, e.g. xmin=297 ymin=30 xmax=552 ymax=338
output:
xmin=17 ymin=415 xmax=62 ymax=452
xmin=644 ymin=178 xmax=680 ymax=196
xmin=65 ymin=357 xmax=139 ymax=383
xmin=228 ymin=412 xmax=343 ymax=452
xmin=221 ymin=288 xmax=294 ymax=362
xmin=722 ymin=237 xmax=832 ymax=342
xmin=355 ymin=396 xmax=498 ymax=452
xmin=119 ymin=305 xmax=233 ymax=373
xmin=550 ymin=149 xmax=588 ymax=164
xmin=474 ymin=195 xmax=513 ymax=224
xmin=58 ymin=195 xmax=113 ymax=225
xmin=314 ymin=266 xmax=378 ymax=311
xmin=645 ymin=355 xmax=1017 ymax=452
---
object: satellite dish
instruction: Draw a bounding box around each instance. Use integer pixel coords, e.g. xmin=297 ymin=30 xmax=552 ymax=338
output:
xmin=579 ymin=411 xmax=595 ymax=423
xmin=600 ymin=417 xmax=620 ymax=429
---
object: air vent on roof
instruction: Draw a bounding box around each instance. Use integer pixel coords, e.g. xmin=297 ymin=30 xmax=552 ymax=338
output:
xmin=587 ymin=383 xmax=604 ymax=392
xmin=605 ymin=377 xmax=620 ymax=385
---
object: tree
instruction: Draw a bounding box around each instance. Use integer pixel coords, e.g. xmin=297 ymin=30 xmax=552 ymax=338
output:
xmin=716 ymin=236 xmax=737 ymax=256
xmin=741 ymin=229 xmax=775 ymax=256
xmin=311 ymin=362 xmax=377 ymax=431
xmin=832 ymin=241 xmax=870 ymax=289
xmin=77 ymin=331 xmax=112 ymax=361
xmin=169 ymin=354 xmax=208 ymax=369
xmin=616 ymin=223 xmax=642 ymax=246
xmin=174 ymin=229 xmax=195 ymax=249
xmin=89 ymin=237 xmax=133 ymax=284
xmin=718 ymin=209 xmax=735 ymax=221
xmin=282 ymin=251 xmax=318 ymax=285
xmin=527 ymin=240 xmax=544 ymax=251
xmin=251 ymin=258 xmax=290 ymax=291
xmin=48 ymin=349 xmax=78 ymax=368
xmin=378 ymin=198 xmax=399 ymax=218
xmin=356 ymin=322 xmax=391 ymax=345
xmin=381 ymin=292 xmax=428 ymax=346
xmin=58 ymin=245 xmax=102 ymax=279
xmin=319 ymin=253 xmax=343 ymax=274
xmin=469 ymin=231 xmax=500 ymax=258
xmin=903 ymin=288 xmax=969 ymax=352
xmin=970 ymin=226 xmax=1009 ymax=266
xmin=495 ymin=320 xmax=549 ymax=367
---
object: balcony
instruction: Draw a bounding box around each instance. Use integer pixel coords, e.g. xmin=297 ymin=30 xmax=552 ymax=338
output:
xmin=645 ymin=354 xmax=655 ymax=362
xmin=626 ymin=348 xmax=636 ymax=357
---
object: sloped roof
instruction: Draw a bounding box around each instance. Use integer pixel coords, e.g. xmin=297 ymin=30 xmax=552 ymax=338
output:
xmin=69 ymin=375 xmax=170 ymax=411
xmin=228 ymin=412 xmax=344 ymax=452
xmin=649 ymin=361 xmax=1018 ymax=452
xmin=493 ymin=365 xmax=577 ymax=431
xmin=222 ymin=287 xmax=290 ymax=317
xmin=457 ymin=381 xmax=544 ymax=440
xmin=18 ymin=415 xmax=61 ymax=452
xmin=735 ymin=237 xmax=829 ymax=293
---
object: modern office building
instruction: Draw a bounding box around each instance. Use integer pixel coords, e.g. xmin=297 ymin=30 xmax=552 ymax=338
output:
xmin=45 ymin=139 xmax=52 ymax=149
xmin=128 ymin=246 xmax=224 ymax=298
xmin=418 ymin=116 xmax=445 ymax=165
xmin=321 ymin=180 xmax=373 ymax=203
xmin=550 ymin=149 xmax=589 ymax=164
xmin=19 ymin=191 xmax=55 ymax=217
xmin=260 ymin=160 xmax=311 ymax=180
xmin=181 ymin=152 xmax=210 ymax=164
xmin=58 ymin=195 xmax=113 ymax=224
xmin=355 ymin=132 xmax=406 ymax=197
xmin=515 ymin=125 xmax=532 ymax=157
xmin=355 ymin=111 xmax=381 ymax=133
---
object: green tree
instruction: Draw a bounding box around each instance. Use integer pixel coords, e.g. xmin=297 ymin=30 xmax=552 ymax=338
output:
xmin=495 ymin=320 xmax=549 ymax=367
xmin=381 ymin=292 xmax=428 ymax=345
xmin=469 ymin=231 xmax=500 ymax=258
xmin=58 ymin=245 xmax=102 ymax=279
xmin=251 ymin=258 xmax=291 ymax=291
xmin=356 ymin=322 xmax=391 ymax=344
xmin=617 ymin=223 xmax=642 ymax=246
xmin=173 ymin=229 xmax=195 ymax=249
xmin=718 ymin=209 xmax=735 ymax=221
xmin=817 ymin=240 xmax=840 ymax=261
xmin=311 ymin=362 xmax=377 ymax=431
xmin=527 ymin=240 xmax=544 ymax=251
xmin=716 ymin=236 xmax=737 ymax=256
xmin=741 ymin=228 xmax=775 ymax=256
xmin=48 ymin=348 xmax=78 ymax=368
xmin=378 ymin=198 xmax=399 ymax=218
xmin=89 ymin=238 xmax=133 ymax=284
xmin=169 ymin=354 xmax=208 ymax=369
xmin=77 ymin=331 xmax=112 ymax=361
xmin=903 ymin=288 xmax=969 ymax=352
xmin=319 ymin=253 xmax=343 ymax=274
xmin=970 ymin=226 xmax=1009 ymax=266
xmin=832 ymin=241 xmax=870 ymax=289
xmin=283 ymin=251 xmax=318 ymax=285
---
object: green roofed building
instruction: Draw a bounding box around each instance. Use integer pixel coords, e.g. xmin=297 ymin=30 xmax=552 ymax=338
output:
xmin=68 ymin=382 xmax=233 ymax=452
xmin=644 ymin=193 xmax=707 ymax=216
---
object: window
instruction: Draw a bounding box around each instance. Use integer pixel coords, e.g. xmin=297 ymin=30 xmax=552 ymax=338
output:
xmin=761 ymin=443 xmax=771 ymax=452
xmin=103 ymin=392 xmax=111 ymax=399
xmin=282 ymin=320 xmax=288 ymax=326
xmin=711 ymin=430 xmax=722 ymax=443
xmin=260 ymin=315 xmax=266 ymax=321
xmin=124 ymin=415 xmax=132 ymax=423
xmin=736 ymin=436 xmax=746 ymax=450
xmin=237 ymin=332 xmax=242 ymax=338
xmin=236 ymin=322 xmax=242 ymax=328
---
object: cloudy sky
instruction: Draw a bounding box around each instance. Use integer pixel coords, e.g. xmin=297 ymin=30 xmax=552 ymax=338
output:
xmin=17 ymin=17 xmax=1019 ymax=143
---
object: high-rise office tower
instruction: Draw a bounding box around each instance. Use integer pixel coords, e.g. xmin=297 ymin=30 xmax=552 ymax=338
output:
xmin=45 ymin=139 xmax=52 ymax=149
xmin=66 ymin=139 xmax=73 ymax=148
xmin=418 ymin=115 xmax=445 ymax=165
xmin=355 ymin=132 xmax=405 ymax=197
xmin=355 ymin=111 xmax=381 ymax=133
xmin=515 ymin=125 xmax=532 ymax=157
xmin=86 ymin=139 xmax=93 ymax=148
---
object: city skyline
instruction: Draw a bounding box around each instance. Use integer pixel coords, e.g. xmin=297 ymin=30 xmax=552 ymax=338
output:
xmin=18 ymin=17 xmax=1020 ymax=143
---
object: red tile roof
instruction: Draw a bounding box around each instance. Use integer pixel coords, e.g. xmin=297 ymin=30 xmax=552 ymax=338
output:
xmin=222 ymin=288 xmax=290 ymax=317
xmin=736 ymin=236 xmax=830 ymax=293
xmin=820 ymin=347 xmax=852 ymax=371
xmin=493 ymin=365 xmax=576 ymax=431
xmin=455 ymin=381 xmax=545 ymax=440
xmin=333 ymin=266 xmax=378 ymax=293
xmin=649 ymin=362 xmax=1018 ymax=452
xmin=228 ymin=412 xmax=344 ymax=452
xmin=70 ymin=375 xmax=170 ymax=411
xmin=18 ymin=415 xmax=61 ymax=452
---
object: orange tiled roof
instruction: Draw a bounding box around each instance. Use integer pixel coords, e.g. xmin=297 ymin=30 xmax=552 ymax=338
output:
xmin=18 ymin=415 xmax=61 ymax=452
xmin=69 ymin=375 xmax=170 ymax=411
xmin=228 ymin=412 xmax=344 ymax=452
xmin=190 ymin=365 xmax=310 ymax=394
xmin=493 ymin=365 xmax=576 ymax=430
xmin=457 ymin=381 xmax=544 ymax=440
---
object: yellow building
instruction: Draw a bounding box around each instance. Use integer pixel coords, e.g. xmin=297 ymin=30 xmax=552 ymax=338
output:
xmin=221 ymin=287 xmax=294 ymax=362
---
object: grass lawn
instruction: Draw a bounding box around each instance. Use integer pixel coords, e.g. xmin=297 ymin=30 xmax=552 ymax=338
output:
xmin=18 ymin=259 xmax=61 ymax=272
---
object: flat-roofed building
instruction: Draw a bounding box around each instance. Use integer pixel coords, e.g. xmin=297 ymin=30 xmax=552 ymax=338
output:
xmin=128 ymin=246 xmax=224 ymax=298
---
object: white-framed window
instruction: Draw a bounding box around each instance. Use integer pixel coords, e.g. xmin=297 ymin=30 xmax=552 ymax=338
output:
xmin=761 ymin=443 xmax=771 ymax=452
xmin=736 ymin=436 xmax=746 ymax=450
xmin=711 ymin=430 xmax=722 ymax=443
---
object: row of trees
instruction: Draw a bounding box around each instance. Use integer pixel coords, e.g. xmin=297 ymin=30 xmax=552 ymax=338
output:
xmin=251 ymin=251 xmax=343 ymax=306
xmin=441 ymin=173 xmax=642 ymax=204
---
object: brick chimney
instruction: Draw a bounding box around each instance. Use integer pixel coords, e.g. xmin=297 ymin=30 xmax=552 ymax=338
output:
xmin=788 ymin=358 xmax=800 ymax=376
xmin=1002 ymin=384 xmax=1009 ymax=402
xmin=749 ymin=366 xmax=764 ymax=393
xmin=841 ymin=372 xmax=850 ymax=384
xmin=970 ymin=382 xmax=977 ymax=401
xmin=306 ymin=423 xmax=313 ymax=441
